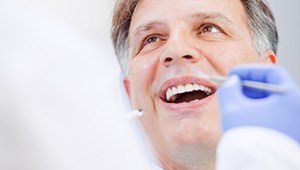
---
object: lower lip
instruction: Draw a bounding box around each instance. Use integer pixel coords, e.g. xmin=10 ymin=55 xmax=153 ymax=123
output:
xmin=159 ymin=93 xmax=216 ymax=111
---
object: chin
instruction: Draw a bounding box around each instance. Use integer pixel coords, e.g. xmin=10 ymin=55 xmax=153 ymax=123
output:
xmin=172 ymin=122 xmax=215 ymax=145
xmin=171 ymin=111 xmax=220 ymax=146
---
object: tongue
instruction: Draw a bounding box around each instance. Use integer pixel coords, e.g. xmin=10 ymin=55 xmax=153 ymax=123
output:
xmin=175 ymin=91 xmax=208 ymax=103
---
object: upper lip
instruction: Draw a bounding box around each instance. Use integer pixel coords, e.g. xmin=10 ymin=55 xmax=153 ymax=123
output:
xmin=159 ymin=76 xmax=217 ymax=102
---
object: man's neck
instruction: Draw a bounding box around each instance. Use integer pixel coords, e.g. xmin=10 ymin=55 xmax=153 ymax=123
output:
xmin=158 ymin=150 xmax=216 ymax=170
xmin=159 ymin=159 xmax=215 ymax=170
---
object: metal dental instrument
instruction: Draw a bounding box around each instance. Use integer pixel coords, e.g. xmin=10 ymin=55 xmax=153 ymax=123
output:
xmin=208 ymin=75 xmax=287 ymax=94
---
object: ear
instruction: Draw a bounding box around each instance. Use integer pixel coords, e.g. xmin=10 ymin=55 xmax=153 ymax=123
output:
xmin=123 ymin=76 xmax=132 ymax=101
xmin=260 ymin=50 xmax=277 ymax=64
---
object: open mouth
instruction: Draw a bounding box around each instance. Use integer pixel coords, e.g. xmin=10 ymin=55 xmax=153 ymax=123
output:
xmin=161 ymin=83 xmax=216 ymax=104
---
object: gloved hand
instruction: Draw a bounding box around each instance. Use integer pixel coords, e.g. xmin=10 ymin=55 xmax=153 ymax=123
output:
xmin=217 ymin=64 xmax=300 ymax=143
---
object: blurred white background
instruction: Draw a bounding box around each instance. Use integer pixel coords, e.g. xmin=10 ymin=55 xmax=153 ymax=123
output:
xmin=0 ymin=0 xmax=299 ymax=170
xmin=0 ymin=0 xmax=151 ymax=169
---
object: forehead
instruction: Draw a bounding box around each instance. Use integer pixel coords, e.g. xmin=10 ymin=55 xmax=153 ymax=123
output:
xmin=129 ymin=0 xmax=247 ymax=35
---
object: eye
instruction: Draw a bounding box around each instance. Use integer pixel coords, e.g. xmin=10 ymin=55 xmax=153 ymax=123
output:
xmin=198 ymin=24 xmax=221 ymax=34
xmin=143 ymin=35 xmax=161 ymax=46
xmin=134 ymin=34 xmax=164 ymax=55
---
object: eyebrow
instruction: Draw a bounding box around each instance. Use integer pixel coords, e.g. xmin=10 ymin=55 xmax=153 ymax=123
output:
xmin=130 ymin=12 xmax=236 ymax=46
xmin=131 ymin=21 xmax=165 ymax=42
xmin=190 ymin=12 xmax=239 ymax=37
xmin=132 ymin=12 xmax=233 ymax=33
xmin=190 ymin=12 xmax=234 ymax=25
xmin=127 ymin=21 xmax=163 ymax=54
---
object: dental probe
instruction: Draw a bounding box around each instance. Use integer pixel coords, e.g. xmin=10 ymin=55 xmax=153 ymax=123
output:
xmin=208 ymin=75 xmax=287 ymax=94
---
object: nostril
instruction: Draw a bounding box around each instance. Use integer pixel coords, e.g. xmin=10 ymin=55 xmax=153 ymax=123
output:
xmin=182 ymin=55 xmax=193 ymax=59
xmin=164 ymin=57 xmax=173 ymax=62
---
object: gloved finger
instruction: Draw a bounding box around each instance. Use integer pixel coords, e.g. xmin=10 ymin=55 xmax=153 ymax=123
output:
xmin=228 ymin=64 xmax=284 ymax=84
xmin=217 ymin=75 xmax=258 ymax=132
xmin=217 ymin=75 xmax=243 ymax=110
xmin=227 ymin=65 xmax=275 ymax=98
xmin=229 ymin=64 xmax=297 ymax=92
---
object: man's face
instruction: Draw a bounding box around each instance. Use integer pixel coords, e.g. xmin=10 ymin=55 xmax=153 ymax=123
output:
xmin=124 ymin=0 xmax=272 ymax=159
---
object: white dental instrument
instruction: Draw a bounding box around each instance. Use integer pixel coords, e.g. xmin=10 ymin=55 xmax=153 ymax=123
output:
xmin=208 ymin=75 xmax=287 ymax=94
xmin=126 ymin=109 xmax=144 ymax=119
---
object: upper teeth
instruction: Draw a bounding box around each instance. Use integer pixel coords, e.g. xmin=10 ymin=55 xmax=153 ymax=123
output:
xmin=166 ymin=83 xmax=212 ymax=102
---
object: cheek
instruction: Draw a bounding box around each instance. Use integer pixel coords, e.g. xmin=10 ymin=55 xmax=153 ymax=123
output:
xmin=129 ymin=54 xmax=159 ymax=101
xmin=202 ymin=42 xmax=259 ymax=75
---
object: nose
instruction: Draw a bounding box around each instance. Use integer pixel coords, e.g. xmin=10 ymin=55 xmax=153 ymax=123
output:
xmin=160 ymin=34 xmax=200 ymax=67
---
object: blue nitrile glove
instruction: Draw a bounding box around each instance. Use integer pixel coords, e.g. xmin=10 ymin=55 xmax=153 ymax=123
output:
xmin=217 ymin=64 xmax=300 ymax=143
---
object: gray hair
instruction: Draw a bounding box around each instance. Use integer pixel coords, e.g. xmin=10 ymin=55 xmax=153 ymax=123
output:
xmin=243 ymin=0 xmax=278 ymax=56
xmin=111 ymin=0 xmax=278 ymax=74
